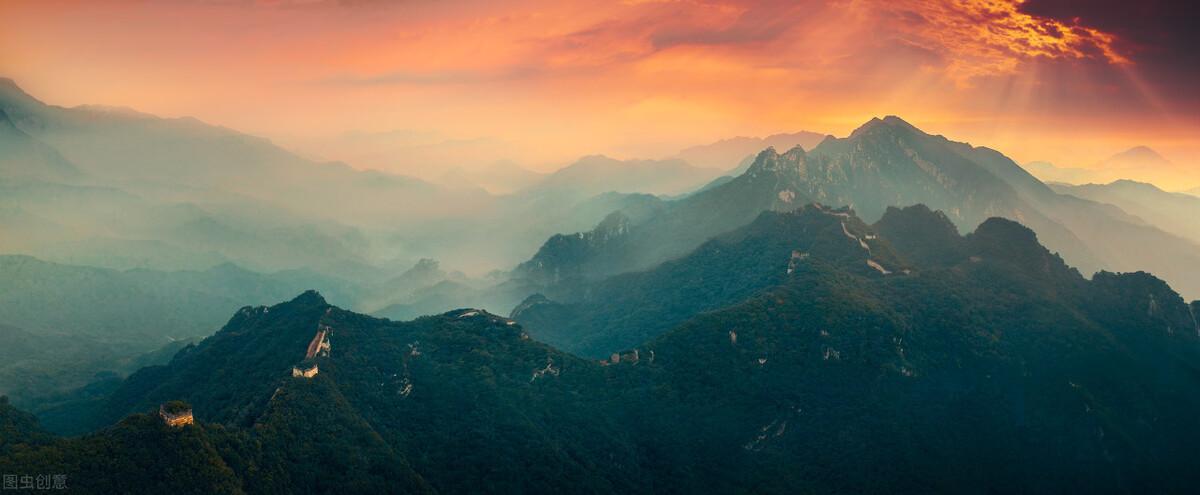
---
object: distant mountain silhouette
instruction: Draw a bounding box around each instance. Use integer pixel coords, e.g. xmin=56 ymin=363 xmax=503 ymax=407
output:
xmin=435 ymin=160 xmax=545 ymax=194
xmin=0 ymin=78 xmax=461 ymax=226
xmin=1051 ymin=179 xmax=1200 ymax=246
xmin=524 ymin=154 xmax=722 ymax=197
xmin=1097 ymin=146 xmax=1172 ymax=171
xmin=0 ymin=78 xmax=659 ymax=276
xmin=673 ymin=130 xmax=829 ymax=171
xmin=1022 ymin=160 xmax=1097 ymax=184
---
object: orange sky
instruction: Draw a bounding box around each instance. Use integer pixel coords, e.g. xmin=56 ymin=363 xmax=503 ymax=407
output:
xmin=2 ymin=0 xmax=1197 ymax=188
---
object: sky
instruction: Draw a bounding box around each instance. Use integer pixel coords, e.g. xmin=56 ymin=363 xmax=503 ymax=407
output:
xmin=2 ymin=0 xmax=1197 ymax=188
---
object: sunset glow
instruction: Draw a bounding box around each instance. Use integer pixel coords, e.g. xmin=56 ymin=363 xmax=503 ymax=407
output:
xmin=2 ymin=0 xmax=1196 ymax=187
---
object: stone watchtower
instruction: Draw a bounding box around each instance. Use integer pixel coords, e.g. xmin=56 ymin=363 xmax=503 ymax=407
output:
xmin=159 ymin=400 xmax=194 ymax=427
xmin=292 ymin=361 xmax=319 ymax=378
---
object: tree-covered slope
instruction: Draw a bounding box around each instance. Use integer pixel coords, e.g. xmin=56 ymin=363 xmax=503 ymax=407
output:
xmin=634 ymin=214 xmax=1200 ymax=493
xmin=34 ymin=291 xmax=654 ymax=493
xmin=0 ymin=255 xmax=361 ymax=406
xmin=512 ymin=204 xmax=906 ymax=357
xmin=5 ymin=207 xmax=1200 ymax=493
xmin=0 ymin=410 xmax=247 ymax=494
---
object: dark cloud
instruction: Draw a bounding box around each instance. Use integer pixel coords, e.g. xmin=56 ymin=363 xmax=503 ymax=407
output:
xmin=1018 ymin=0 xmax=1200 ymax=107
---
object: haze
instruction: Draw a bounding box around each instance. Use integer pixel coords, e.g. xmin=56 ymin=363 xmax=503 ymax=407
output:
xmin=2 ymin=0 xmax=1197 ymax=188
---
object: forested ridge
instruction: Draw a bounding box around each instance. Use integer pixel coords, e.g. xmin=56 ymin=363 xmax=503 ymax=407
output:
xmin=3 ymin=205 xmax=1198 ymax=493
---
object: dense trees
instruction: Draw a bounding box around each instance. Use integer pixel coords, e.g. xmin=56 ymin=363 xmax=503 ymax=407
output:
xmin=2 ymin=206 xmax=1199 ymax=493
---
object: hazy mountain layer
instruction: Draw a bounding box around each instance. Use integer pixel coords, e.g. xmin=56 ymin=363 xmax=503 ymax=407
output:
xmin=673 ymin=131 xmax=829 ymax=171
xmin=525 ymin=154 xmax=722 ymax=197
xmin=1051 ymin=179 xmax=1200 ymax=245
xmin=518 ymin=116 xmax=1200 ymax=298
xmin=1024 ymin=146 xmax=1196 ymax=189
xmin=5 ymin=206 xmax=1199 ymax=493
xmin=0 ymin=79 xmax=667 ymax=276
xmin=0 ymin=255 xmax=362 ymax=403
xmin=0 ymin=109 xmax=82 ymax=183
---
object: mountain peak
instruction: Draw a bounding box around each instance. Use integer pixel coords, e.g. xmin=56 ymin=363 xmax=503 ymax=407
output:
xmin=967 ymin=217 xmax=1078 ymax=281
xmin=880 ymin=115 xmax=910 ymax=125
xmin=0 ymin=77 xmax=40 ymax=106
xmin=594 ymin=211 xmax=631 ymax=238
xmin=1102 ymin=146 xmax=1171 ymax=167
xmin=288 ymin=290 xmax=328 ymax=307
xmin=973 ymin=217 xmax=1040 ymax=248
xmin=744 ymin=145 xmax=805 ymax=177
xmin=849 ymin=117 xmax=885 ymax=137
xmin=1120 ymin=145 xmax=1165 ymax=158
xmin=0 ymin=77 xmax=22 ymax=93
xmin=874 ymin=205 xmax=966 ymax=266
xmin=1106 ymin=179 xmax=1164 ymax=192
xmin=848 ymin=115 xmax=921 ymax=139
xmin=877 ymin=204 xmax=959 ymax=236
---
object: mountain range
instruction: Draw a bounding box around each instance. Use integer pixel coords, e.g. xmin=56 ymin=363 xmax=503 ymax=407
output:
xmin=11 ymin=75 xmax=1194 ymax=300
xmin=522 ymin=154 xmax=722 ymax=198
xmin=1024 ymin=146 xmax=1197 ymax=188
xmin=4 ymin=202 xmax=1198 ymax=493
xmin=1051 ymin=179 xmax=1200 ymax=246
xmin=516 ymin=116 xmax=1200 ymax=299
xmin=5 ymin=75 xmax=1200 ymax=493
xmin=1022 ymin=160 xmax=1096 ymax=184
xmin=512 ymin=204 xmax=906 ymax=357
xmin=672 ymin=131 xmax=829 ymax=171
xmin=0 ymin=78 xmax=713 ymax=277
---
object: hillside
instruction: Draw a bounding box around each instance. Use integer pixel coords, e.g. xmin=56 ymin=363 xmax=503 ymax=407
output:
xmin=38 ymin=291 xmax=651 ymax=492
xmin=0 ymin=108 xmax=82 ymax=183
xmin=513 ymin=205 xmax=906 ymax=357
xmin=4 ymin=206 xmax=1199 ymax=493
xmin=0 ymin=255 xmax=360 ymax=403
xmin=637 ymin=215 xmax=1199 ymax=492
xmin=516 ymin=116 xmax=1200 ymax=299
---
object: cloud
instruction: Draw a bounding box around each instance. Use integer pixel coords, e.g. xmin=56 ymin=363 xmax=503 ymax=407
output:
xmin=1017 ymin=0 xmax=1200 ymax=108
xmin=873 ymin=0 xmax=1129 ymax=84
xmin=170 ymin=0 xmax=1139 ymax=92
xmin=6 ymin=0 xmax=1196 ymax=179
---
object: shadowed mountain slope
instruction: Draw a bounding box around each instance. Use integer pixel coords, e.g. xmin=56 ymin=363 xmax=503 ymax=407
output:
xmin=6 ymin=205 xmax=1200 ymax=493
xmin=517 ymin=116 xmax=1200 ymax=298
